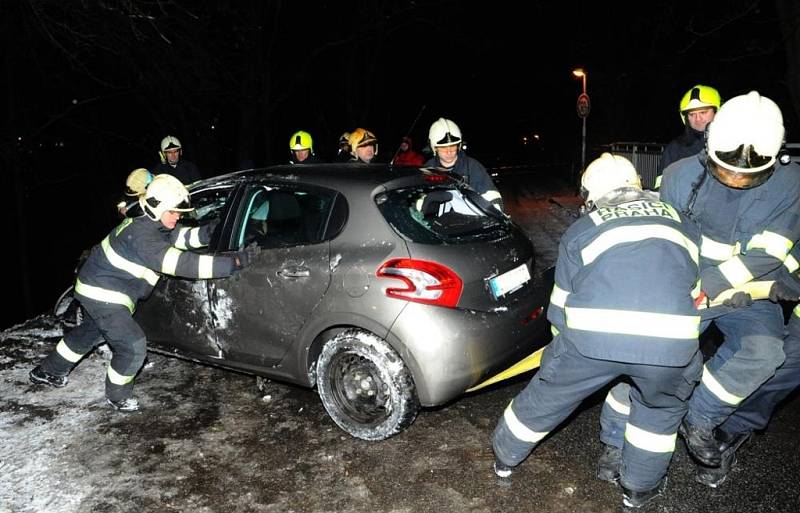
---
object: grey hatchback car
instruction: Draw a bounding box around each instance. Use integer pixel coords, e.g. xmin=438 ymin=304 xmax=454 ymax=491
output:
xmin=134 ymin=163 xmax=552 ymax=440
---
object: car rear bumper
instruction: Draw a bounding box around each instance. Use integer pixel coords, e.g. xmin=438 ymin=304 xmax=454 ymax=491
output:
xmin=388 ymin=294 xmax=550 ymax=406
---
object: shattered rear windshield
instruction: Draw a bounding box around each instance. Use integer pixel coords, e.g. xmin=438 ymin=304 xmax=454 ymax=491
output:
xmin=376 ymin=185 xmax=510 ymax=244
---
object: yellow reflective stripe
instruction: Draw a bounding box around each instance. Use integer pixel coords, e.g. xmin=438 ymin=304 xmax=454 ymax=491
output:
xmin=482 ymin=190 xmax=503 ymax=202
xmin=625 ymin=423 xmax=676 ymax=453
xmin=175 ymin=227 xmax=190 ymax=250
xmin=550 ymin=285 xmax=568 ymax=308
xmin=718 ymin=256 xmax=754 ymax=288
xmin=75 ymin=279 xmax=134 ymax=313
xmin=654 ymin=175 xmax=662 ymax=189
xmin=708 ymin=281 xmax=774 ymax=307
xmin=198 ymin=255 xmax=214 ymax=279
xmin=101 ymin=237 xmax=159 ymax=286
xmin=115 ymin=218 xmax=132 ymax=236
xmin=701 ymin=365 xmax=743 ymax=405
xmin=700 ymin=236 xmax=738 ymax=262
xmin=189 ymin=227 xmax=202 ymax=248
xmin=565 ymin=307 xmax=699 ymax=339
xmin=504 ymin=402 xmax=549 ymax=444
xmin=691 ymin=281 xmax=703 ymax=301
xmin=107 ymin=365 xmax=135 ymax=385
xmin=162 ymin=247 xmax=182 ymax=275
xmin=550 ymin=325 xmax=560 ymax=337
xmin=794 ymin=304 xmax=800 ymax=318
xmin=785 ymin=254 xmax=800 ymax=273
xmin=56 ymin=338 xmax=83 ymax=363
xmin=605 ymin=392 xmax=630 ymax=416
xmin=747 ymin=231 xmax=792 ymax=260
xmin=581 ymin=225 xmax=699 ymax=266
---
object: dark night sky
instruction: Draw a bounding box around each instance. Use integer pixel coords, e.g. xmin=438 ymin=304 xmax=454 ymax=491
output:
xmin=2 ymin=0 xmax=797 ymax=327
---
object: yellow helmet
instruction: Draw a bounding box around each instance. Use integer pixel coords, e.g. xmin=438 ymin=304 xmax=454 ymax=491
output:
xmin=581 ymin=153 xmax=642 ymax=205
xmin=679 ymin=85 xmax=721 ymax=124
xmin=140 ymin=174 xmax=193 ymax=221
xmin=289 ymin=130 xmax=313 ymax=152
xmin=124 ymin=168 xmax=153 ymax=197
xmin=348 ymin=128 xmax=378 ymax=156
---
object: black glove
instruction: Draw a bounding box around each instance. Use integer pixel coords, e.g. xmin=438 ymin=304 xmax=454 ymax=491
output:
xmin=722 ymin=291 xmax=753 ymax=308
xmin=234 ymin=243 xmax=261 ymax=269
xmin=769 ymin=281 xmax=800 ymax=303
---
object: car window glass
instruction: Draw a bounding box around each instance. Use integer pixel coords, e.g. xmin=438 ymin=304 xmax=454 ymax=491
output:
xmin=174 ymin=184 xmax=234 ymax=248
xmin=376 ymin=186 xmax=510 ymax=244
xmin=238 ymin=185 xmax=336 ymax=248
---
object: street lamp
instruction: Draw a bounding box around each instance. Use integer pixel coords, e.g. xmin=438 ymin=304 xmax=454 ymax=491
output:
xmin=572 ymin=68 xmax=589 ymax=175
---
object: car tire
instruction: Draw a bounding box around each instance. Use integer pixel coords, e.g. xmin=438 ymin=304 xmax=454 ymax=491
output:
xmin=316 ymin=329 xmax=419 ymax=441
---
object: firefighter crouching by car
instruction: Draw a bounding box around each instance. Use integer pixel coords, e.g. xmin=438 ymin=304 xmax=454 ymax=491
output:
xmin=491 ymin=153 xmax=703 ymax=509
xmin=30 ymin=174 xmax=260 ymax=412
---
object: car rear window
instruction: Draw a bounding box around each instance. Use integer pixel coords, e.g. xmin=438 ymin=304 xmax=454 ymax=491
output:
xmin=376 ymin=185 xmax=511 ymax=244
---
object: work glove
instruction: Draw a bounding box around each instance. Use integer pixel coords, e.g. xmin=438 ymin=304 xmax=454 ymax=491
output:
xmin=769 ymin=281 xmax=800 ymax=303
xmin=722 ymin=291 xmax=753 ymax=308
xmin=234 ymin=242 xmax=261 ymax=269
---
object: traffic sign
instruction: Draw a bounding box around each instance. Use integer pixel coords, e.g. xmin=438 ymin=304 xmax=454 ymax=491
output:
xmin=577 ymin=93 xmax=590 ymax=118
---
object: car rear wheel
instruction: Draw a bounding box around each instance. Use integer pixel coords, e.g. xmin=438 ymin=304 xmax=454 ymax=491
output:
xmin=316 ymin=329 xmax=419 ymax=441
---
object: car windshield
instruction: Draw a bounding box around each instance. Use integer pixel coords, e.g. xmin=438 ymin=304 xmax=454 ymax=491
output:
xmin=376 ymin=185 xmax=510 ymax=244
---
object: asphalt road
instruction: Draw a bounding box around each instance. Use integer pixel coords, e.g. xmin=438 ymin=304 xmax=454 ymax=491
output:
xmin=2 ymin=172 xmax=798 ymax=513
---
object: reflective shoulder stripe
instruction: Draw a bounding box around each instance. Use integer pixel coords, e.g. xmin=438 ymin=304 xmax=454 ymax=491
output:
xmin=550 ymin=285 xmax=568 ymax=308
xmin=785 ymin=254 xmax=800 ymax=273
xmin=503 ymin=401 xmax=549 ymax=444
xmin=115 ymin=218 xmax=133 ymax=236
xmin=625 ymin=423 xmax=676 ymax=453
xmin=75 ymin=279 xmax=135 ymax=313
xmin=701 ymin=364 xmax=743 ymax=405
xmin=107 ymin=365 xmax=135 ymax=385
xmin=162 ymin=247 xmax=183 ymax=275
xmin=101 ymin=237 xmax=159 ymax=286
xmin=700 ymin=236 xmax=738 ymax=262
xmin=550 ymin=325 xmax=560 ymax=337
xmin=747 ymin=231 xmax=792 ymax=261
xmin=175 ymin=227 xmax=190 ymax=250
xmin=482 ymin=190 xmax=503 ymax=203
xmin=198 ymin=255 xmax=215 ymax=279
xmin=718 ymin=256 xmax=754 ymax=288
xmin=581 ymin=224 xmax=699 ymax=266
xmin=565 ymin=307 xmax=699 ymax=339
xmin=604 ymin=391 xmax=630 ymax=416
xmin=56 ymin=338 xmax=83 ymax=363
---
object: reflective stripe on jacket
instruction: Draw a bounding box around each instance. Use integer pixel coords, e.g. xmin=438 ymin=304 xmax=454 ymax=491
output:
xmin=660 ymin=159 xmax=800 ymax=300
xmin=547 ymin=197 xmax=701 ymax=366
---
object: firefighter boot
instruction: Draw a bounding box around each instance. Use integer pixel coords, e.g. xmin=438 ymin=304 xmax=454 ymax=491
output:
xmin=621 ymin=477 xmax=667 ymax=508
xmin=29 ymin=366 xmax=68 ymax=388
xmin=679 ymin=419 xmax=722 ymax=467
xmin=696 ymin=431 xmax=751 ymax=488
xmin=596 ymin=443 xmax=622 ymax=483
xmin=106 ymin=397 xmax=140 ymax=412
xmin=493 ymin=458 xmax=516 ymax=478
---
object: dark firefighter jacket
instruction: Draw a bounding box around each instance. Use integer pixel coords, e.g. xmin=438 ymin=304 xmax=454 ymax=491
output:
xmin=547 ymin=196 xmax=702 ymax=367
xmin=660 ymin=156 xmax=800 ymax=301
xmin=75 ymin=216 xmax=236 ymax=312
xmin=153 ymin=160 xmax=203 ymax=186
xmin=424 ymin=151 xmax=503 ymax=209
xmin=659 ymin=125 xmax=705 ymax=173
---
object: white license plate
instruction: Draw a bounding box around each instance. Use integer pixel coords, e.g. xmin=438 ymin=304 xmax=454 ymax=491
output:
xmin=489 ymin=263 xmax=531 ymax=299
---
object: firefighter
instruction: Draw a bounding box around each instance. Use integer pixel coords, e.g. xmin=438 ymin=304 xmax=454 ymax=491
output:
xmin=608 ymin=91 xmax=800 ymax=478
xmin=288 ymin=130 xmax=323 ymax=164
xmin=424 ymin=117 xmax=503 ymax=211
xmin=348 ymin=128 xmax=379 ymax=163
xmin=335 ymin=132 xmax=351 ymax=162
xmin=658 ymin=84 xmax=722 ymax=177
xmin=30 ymin=175 xmax=259 ymax=411
xmin=492 ymin=153 xmax=703 ymax=508
xmin=116 ymin=167 xmax=153 ymax=217
xmin=153 ymin=135 xmax=202 ymax=185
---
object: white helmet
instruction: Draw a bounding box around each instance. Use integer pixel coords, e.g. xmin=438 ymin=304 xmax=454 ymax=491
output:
xmin=160 ymin=135 xmax=182 ymax=152
xmin=706 ymin=91 xmax=784 ymax=189
xmin=581 ymin=153 xmax=641 ymax=205
xmin=428 ymin=118 xmax=462 ymax=150
xmin=140 ymin=174 xmax=193 ymax=221
xmin=124 ymin=168 xmax=153 ymax=197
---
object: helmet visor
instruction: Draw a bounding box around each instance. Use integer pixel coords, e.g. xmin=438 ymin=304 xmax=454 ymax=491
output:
xmin=172 ymin=197 xmax=194 ymax=212
xmin=708 ymin=159 xmax=773 ymax=189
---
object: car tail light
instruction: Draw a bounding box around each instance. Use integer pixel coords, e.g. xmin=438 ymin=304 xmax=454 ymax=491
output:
xmin=377 ymin=258 xmax=463 ymax=308
xmin=422 ymin=172 xmax=451 ymax=184
xmin=522 ymin=306 xmax=544 ymax=325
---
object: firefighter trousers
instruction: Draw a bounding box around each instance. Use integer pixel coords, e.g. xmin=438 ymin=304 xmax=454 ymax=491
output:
xmin=718 ymin=308 xmax=800 ymax=436
xmin=686 ymin=300 xmax=785 ymax=432
xmin=493 ymin=334 xmax=702 ymax=492
xmin=40 ymin=298 xmax=147 ymax=402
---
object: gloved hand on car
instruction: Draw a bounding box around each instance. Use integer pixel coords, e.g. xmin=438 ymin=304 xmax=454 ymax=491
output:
xmin=769 ymin=281 xmax=800 ymax=303
xmin=722 ymin=291 xmax=753 ymax=308
xmin=234 ymin=242 xmax=262 ymax=269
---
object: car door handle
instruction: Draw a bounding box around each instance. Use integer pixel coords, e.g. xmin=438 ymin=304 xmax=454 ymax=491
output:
xmin=277 ymin=266 xmax=310 ymax=278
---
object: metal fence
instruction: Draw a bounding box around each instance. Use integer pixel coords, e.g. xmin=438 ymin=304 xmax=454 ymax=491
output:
xmin=606 ymin=142 xmax=665 ymax=190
